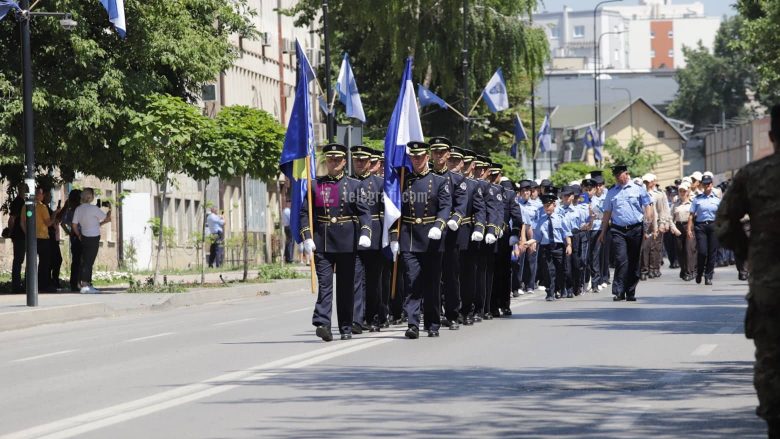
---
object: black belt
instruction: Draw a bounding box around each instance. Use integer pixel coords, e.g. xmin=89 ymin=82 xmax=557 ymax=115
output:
xmin=316 ymin=215 xmax=356 ymax=224
xmin=402 ymin=216 xmax=437 ymax=225
xmin=696 ymin=220 xmax=714 ymax=225
xmin=612 ymin=222 xmax=642 ymax=232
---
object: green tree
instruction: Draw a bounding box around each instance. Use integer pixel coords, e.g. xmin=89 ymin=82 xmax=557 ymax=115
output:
xmin=489 ymin=152 xmax=525 ymax=181
xmin=0 ymin=0 xmax=254 ymax=184
xmin=550 ymin=162 xmax=598 ymax=188
xmin=603 ymin=135 xmax=661 ymax=178
xmin=735 ymin=0 xmax=780 ymax=105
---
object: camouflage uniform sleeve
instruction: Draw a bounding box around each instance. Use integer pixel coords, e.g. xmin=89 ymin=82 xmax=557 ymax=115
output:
xmin=715 ymin=167 xmax=749 ymax=261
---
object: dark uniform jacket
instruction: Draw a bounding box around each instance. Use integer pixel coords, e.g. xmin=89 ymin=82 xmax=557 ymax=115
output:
xmin=354 ymin=172 xmax=384 ymax=251
xmin=477 ymin=180 xmax=503 ymax=251
xmin=432 ymin=167 xmax=467 ymax=249
xmin=456 ymin=175 xmax=486 ymax=250
xmin=299 ymin=173 xmax=372 ymax=253
xmin=502 ymin=188 xmax=524 ymax=240
xmin=389 ymin=169 xmax=452 ymax=253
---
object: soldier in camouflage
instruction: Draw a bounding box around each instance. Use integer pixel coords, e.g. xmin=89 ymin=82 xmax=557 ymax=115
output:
xmin=716 ymin=104 xmax=780 ymax=438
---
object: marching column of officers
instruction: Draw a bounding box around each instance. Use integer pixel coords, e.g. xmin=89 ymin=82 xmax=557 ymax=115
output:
xmin=298 ymin=137 xmax=740 ymax=342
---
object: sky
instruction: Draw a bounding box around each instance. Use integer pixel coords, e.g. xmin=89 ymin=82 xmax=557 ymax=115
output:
xmin=537 ymin=0 xmax=737 ymax=18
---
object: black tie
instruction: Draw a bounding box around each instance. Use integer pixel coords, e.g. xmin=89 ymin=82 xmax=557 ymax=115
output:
xmin=548 ymin=215 xmax=554 ymax=243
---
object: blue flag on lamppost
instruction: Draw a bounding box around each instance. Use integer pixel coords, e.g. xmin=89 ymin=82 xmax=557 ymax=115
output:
xmin=482 ymin=68 xmax=510 ymax=113
xmin=538 ymin=114 xmax=552 ymax=153
xmin=279 ymin=40 xmax=317 ymax=244
xmin=510 ymin=114 xmax=527 ymax=158
xmin=0 ymin=1 xmax=19 ymax=21
xmin=584 ymin=125 xmax=603 ymax=162
xmin=383 ymin=57 xmax=424 ymax=247
xmin=417 ymin=83 xmax=447 ymax=109
xmin=99 ymin=0 xmax=126 ymax=38
xmin=336 ymin=53 xmax=366 ymax=123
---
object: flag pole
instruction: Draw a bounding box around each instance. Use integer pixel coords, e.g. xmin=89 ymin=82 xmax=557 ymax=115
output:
xmin=445 ymin=103 xmax=469 ymax=121
xmin=390 ymin=166 xmax=405 ymax=300
xmin=305 ymin=158 xmax=317 ymax=294
xmin=467 ymin=93 xmax=483 ymax=116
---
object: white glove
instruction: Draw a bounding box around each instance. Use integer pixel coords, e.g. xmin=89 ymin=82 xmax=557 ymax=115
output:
xmin=471 ymin=231 xmax=484 ymax=242
xmin=447 ymin=220 xmax=459 ymax=231
xmin=428 ymin=227 xmax=442 ymax=240
xmin=509 ymin=236 xmax=519 ymax=246
xmin=389 ymin=241 xmax=400 ymax=261
xmin=485 ymin=233 xmax=497 ymax=245
xmin=358 ymin=235 xmax=371 ymax=248
xmin=303 ymin=239 xmax=316 ymax=255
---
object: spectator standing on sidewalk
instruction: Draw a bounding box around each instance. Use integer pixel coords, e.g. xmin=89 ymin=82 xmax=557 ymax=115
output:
xmin=21 ymin=187 xmax=58 ymax=293
xmin=72 ymin=188 xmax=111 ymax=294
xmin=57 ymin=189 xmax=82 ymax=291
xmin=282 ymin=201 xmax=293 ymax=263
xmin=206 ymin=207 xmax=225 ymax=268
xmin=43 ymin=191 xmax=63 ymax=290
xmin=8 ymin=183 xmax=26 ymax=293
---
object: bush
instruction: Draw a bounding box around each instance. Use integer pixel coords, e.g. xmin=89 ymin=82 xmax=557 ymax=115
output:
xmin=127 ymin=277 xmax=186 ymax=294
xmin=257 ymin=264 xmax=304 ymax=281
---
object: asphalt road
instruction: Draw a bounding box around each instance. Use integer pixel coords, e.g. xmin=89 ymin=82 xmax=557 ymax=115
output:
xmin=0 ymin=266 xmax=765 ymax=438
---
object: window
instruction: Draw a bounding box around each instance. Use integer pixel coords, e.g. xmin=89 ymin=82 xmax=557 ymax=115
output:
xmin=668 ymin=30 xmax=674 ymax=38
xmin=573 ymin=25 xmax=585 ymax=38
xmin=650 ymin=50 xmax=656 ymax=58
xmin=650 ymin=30 xmax=655 ymax=39
xmin=668 ymin=49 xmax=674 ymax=57
xmin=550 ymin=26 xmax=559 ymax=39
xmin=657 ymin=130 xmax=666 ymax=139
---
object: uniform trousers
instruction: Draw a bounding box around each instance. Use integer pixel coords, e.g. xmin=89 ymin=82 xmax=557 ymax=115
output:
xmin=491 ymin=239 xmax=512 ymax=312
xmin=564 ymin=232 xmax=583 ymax=295
xmin=511 ymin=251 xmax=524 ymax=292
xmin=354 ymin=250 xmax=385 ymax=326
xmin=522 ymin=247 xmax=539 ymax=292
xmin=674 ymin=222 xmax=696 ymax=278
xmin=540 ymin=243 xmax=565 ymax=298
xmin=663 ymin=231 xmax=678 ymax=267
xmin=312 ymin=252 xmax=356 ymax=334
xmin=474 ymin=244 xmax=491 ymax=315
xmin=460 ymin=247 xmax=479 ymax=318
xmin=745 ymin=291 xmax=780 ymax=433
xmin=402 ymin=251 xmax=442 ymax=331
xmin=441 ymin=242 xmax=462 ymax=322
xmin=695 ymin=222 xmax=719 ymax=280
xmin=610 ymin=224 xmax=643 ymax=299
xmin=640 ymin=232 xmax=663 ymax=274
xmin=601 ymin=227 xmax=612 ymax=283
xmin=578 ymin=230 xmax=590 ymax=290
xmin=588 ymin=230 xmax=603 ymax=289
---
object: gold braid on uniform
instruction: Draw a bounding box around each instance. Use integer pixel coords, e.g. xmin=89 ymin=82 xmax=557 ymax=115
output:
xmin=361 ymin=224 xmax=372 ymax=240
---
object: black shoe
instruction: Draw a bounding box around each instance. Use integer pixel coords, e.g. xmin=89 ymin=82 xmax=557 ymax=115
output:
xmin=738 ymin=272 xmax=748 ymax=281
xmin=626 ymin=297 xmax=637 ymax=302
xmin=463 ymin=314 xmax=474 ymax=325
xmin=340 ymin=333 xmax=352 ymax=340
xmin=369 ymin=324 xmax=381 ymax=332
xmin=566 ymin=292 xmax=574 ymax=299
xmin=449 ymin=322 xmax=460 ymax=330
xmin=473 ymin=314 xmax=483 ymax=323
xmin=351 ymin=324 xmax=363 ymax=335
xmin=405 ymin=326 xmax=419 ymax=339
xmin=640 ymin=273 xmax=647 ymax=281
xmin=427 ymin=330 xmax=440 ymax=337
xmin=613 ymin=295 xmax=625 ymax=301
xmin=512 ymin=291 xmax=520 ymax=298
xmin=545 ymin=296 xmax=555 ymax=302
xmin=502 ymin=308 xmax=512 ymax=317
xmin=316 ymin=326 xmax=333 ymax=342
xmin=605 ymin=280 xmax=612 ymax=285
xmin=483 ymin=313 xmax=494 ymax=320
xmin=696 ymin=275 xmax=702 ymax=284
xmin=705 ymin=278 xmax=713 ymax=286
xmin=670 ymin=263 xmax=679 ymax=269
xmin=554 ymin=293 xmax=561 ymax=299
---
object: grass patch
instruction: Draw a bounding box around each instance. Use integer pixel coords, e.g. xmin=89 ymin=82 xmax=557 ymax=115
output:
xmin=127 ymin=277 xmax=187 ymax=294
xmin=257 ymin=264 xmax=305 ymax=282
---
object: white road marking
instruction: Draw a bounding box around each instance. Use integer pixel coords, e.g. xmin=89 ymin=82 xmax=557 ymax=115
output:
xmin=283 ymin=307 xmax=311 ymax=314
xmin=691 ymin=343 xmax=718 ymax=356
xmin=0 ymin=334 xmax=394 ymax=439
xmin=11 ymin=350 xmax=78 ymax=364
xmin=212 ymin=318 xmax=257 ymax=326
xmin=716 ymin=326 xmax=737 ymax=335
xmin=124 ymin=332 xmax=176 ymax=343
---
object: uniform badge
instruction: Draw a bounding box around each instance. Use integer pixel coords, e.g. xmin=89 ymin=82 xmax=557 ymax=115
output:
xmin=489 ymin=188 xmax=494 ymax=196
xmin=444 ymin=184 xmax=450 ymax=194
xmin=497 ymin=193 xmax=503 ymax=201
xmin=478 ymin=188 xmax=483 ymax=196
xmin=460 ymin=182 xmax=467 ymax=191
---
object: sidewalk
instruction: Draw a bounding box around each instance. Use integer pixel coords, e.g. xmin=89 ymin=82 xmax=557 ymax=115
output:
xmin=0 ymin=274 xmax=312 ymax=332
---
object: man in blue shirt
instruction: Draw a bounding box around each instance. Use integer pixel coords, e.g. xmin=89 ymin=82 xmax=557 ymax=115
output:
xmin=531 ymin=193 xmax=572 ymax=301
xmin=206 ymin=208 xmax=225 ymax=268
xmin=598 ymin=165 xmax=654 ymax=301
xmin=687 ymin=174 xmax=722 ymax=285
xmin=557 ymin=185 xmax=583 ymax=298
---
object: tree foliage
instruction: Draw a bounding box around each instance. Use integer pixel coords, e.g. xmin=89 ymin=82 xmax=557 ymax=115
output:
xmin=668 ymin=16 xmax=754 ymax=131
xmin=549 ymin=162 xmax=613 ymax=188
xmin=603 ymin=135 xmax=661 ymax=178
xmin=489 ymin=152 xmax=525 ymax=181
xmin=735 ymin=0 xmax=780 ymax=106
xmin=284 ymin=0 xmax=549 ymax=156
xmin=0 ymin=0 xmax=254 ymax=184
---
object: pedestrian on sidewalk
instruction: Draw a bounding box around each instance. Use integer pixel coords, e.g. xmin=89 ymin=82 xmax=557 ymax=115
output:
xmin=57 ymin=189 xmax=82 ymax=292
xmin=72 ymin=188 xmax=111 ymax=294
xmin=8 ymin=183 xmax=26 ymax=293
xmin=43 ymin=191 xmax=63 ymax=290
xmin=21 ymin=187 xmax=58 ymax=293
xmin=206 ymin=207 xmax=225 ymax=268
xmin=282 ymin=201 xmax=294 ymax=264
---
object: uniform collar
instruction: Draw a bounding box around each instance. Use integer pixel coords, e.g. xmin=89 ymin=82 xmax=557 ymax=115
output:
xmin=412 ymin=168 xmax=430 ymax=178
xmin=324 ymin=172 xmax=344 ymax=182
xmin=354 ymin=171 xmax=371 ymax=179
xmin=432 ymin=166 xmax=448 ymax=175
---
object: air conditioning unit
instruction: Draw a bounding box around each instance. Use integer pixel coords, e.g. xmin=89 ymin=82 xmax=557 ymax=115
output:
xmin=306 ymin=48 xmax=325 ymax=66
xmin=282 ymin=38 xmax=293 ymax=54
xmin=313 ymin=123 xmax=327 ymax=143
xmin=259 ymin=32 xmax=271 ymax=47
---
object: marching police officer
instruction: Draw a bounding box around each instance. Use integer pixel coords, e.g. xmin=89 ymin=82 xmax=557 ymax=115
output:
xmin=458 ymin=149 xmax=487 ymax=325
xmin=473 ymin=156 xmax=502 ymax=321
xmin=389 ymin=141 xmax=452 ymax=339
xmin=350 ymin=145 xmax=386 ymax=332
xmin=688 ymin=174 xmax=721 ymax=285
xmin=429 ymin=137 xmax=467 ymax=330
xmin=492 ymin=174 xmax=523 ymax=316
xmin=301 ymin=143 xmax=372 ymax=341
xmin=597 ymin=164 xmax=654 ymax=302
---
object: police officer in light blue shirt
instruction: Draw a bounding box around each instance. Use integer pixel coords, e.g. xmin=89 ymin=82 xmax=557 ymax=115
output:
xmin=557 ymin=186 xmax=582 ymax=298
xmin=531 ymin=193 xmax=572 ymax=301
xmin=687 ymin=174 xmax=722 ymax=285
xmin=589 ymin=171 xmax=609 ymax=291
xmin=598 ymin=165 xmax=654 ymax=302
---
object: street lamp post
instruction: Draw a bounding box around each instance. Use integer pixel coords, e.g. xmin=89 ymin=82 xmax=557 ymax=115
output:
xmin=462 ymin=0 xmax=470 ymax=148
xmin=596 ymin=30 xmax=625 ymax=132
xmin=593 ymin=0 xmax=622 ymax=134
xmin=609 ymin=86 xmax=633 ymax=137
xmin=322 ymin=0 xmax=334 ymax=142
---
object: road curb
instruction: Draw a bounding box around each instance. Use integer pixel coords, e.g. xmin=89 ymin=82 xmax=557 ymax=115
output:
xmin=0 ymin=278 xmax=312 ymax=332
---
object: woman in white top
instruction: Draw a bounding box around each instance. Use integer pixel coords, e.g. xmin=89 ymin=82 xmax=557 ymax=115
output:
xmin=71 ymin=188 xmax=111 ymax=293
xmin=669 ymin=184 xmax=696 ymax=281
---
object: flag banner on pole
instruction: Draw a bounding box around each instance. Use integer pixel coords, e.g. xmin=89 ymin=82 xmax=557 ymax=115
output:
xmin=318 ymin=96 xmax=330 ymax=115
xmin=99 ymin=0 xmax=126 ymax=38
xmin=538 ymin=114 xmax=552 ymax=153
xmin=417 ymin=84 xmax=448 ymax=109
xmin=279 ymin=40 xmax=316 ymax=244
xmin=0 ymin=1 xmax=19 ymax=21
xmin=383 ymin=57 xmax=424 ymax=247
xmin=482 ymin=67 xmax=510 ymax=113
xmin=584 ymin=125 xmax=603 ymax=161
xmin=595 ymin=129 xmax=604 ymax=162
xmin=336 ymin=53 xmax=366 ymax=123
xmin=510 ymin=114 xmax=527 ymax=159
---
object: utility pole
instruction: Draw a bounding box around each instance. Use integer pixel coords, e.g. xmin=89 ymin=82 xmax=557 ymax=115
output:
xmin=322 ymin=0 xmax=334 ymax=142
xmin=21 ymin=0 xmax=38 ymax=306
xmin=462 ymin=0 xmax=470 ymax=147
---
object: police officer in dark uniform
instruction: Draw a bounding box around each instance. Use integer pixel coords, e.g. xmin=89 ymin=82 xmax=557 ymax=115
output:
xmin=458 ymin=149 xmax=487 ymax=325
xmin=300 ymin=143 xmax=372 ymax=341
xmin=388 ymin=141 xmax=452 ymax=339
xmin=429 ymin=137 xmax=468 ymax=330
xmin=478 ymin=160 xmax=504 ymax=320
xmin=492 ymin=173 xmax=523 ymax=316
xmin=350 ymin=145 xmax=386 ymax=332
xmin=597 ymin=164 xmax=654 ymax=302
